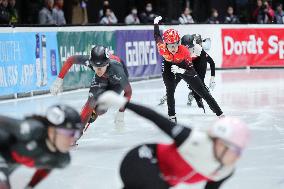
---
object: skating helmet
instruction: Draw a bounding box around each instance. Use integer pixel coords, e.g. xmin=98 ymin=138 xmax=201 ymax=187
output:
xmin=90 ymin=45 xmax=111 ymax=67
xmin=181 ymin=34 xmax=195 ymax=48
xmin=163 ymin=29 xmax=180 ymax=44
xmin=192 ymin=34 xmax=202 ymax=45
xmin=46 ymin=105 xmax=82 ymax=130
xmin=208 ymin=117 xmax=250 ymax=150
xmin=181 ymin=34 xmax=203 ymax=48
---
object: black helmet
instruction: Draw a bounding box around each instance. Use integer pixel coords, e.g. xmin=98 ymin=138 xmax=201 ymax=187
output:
xmin=192 ymin=34 xmax=202 ymax=45
xmin=181 ymin=34 xmax=195 ymax=48
xmin=181 ymin=34 xmax=203 ymax=48
xmin=90 ymin=45 xmax=111 ymax=67
xmin=46 ymin=105 xmax=82 ymax=130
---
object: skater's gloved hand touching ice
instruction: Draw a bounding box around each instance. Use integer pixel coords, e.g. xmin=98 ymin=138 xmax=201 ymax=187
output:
xmin=209 ymin=76 xmax=216 ymax=90
xmin=97 ymin=91 xmax=128 ymax=111
xmin=50 ymin=77 xmax=63 ymax=95
xmin=171 ymin=65 xmax=185 ymax=74
xmin=154 ymin=16 xmax=162 ymax=24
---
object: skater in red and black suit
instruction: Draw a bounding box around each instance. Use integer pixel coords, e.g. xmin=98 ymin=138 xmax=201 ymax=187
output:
xmin=50 ymin=45 xmax=132 ymax=140
xmin=159 ymin=34 xmax=217 ymax=112
xmin=0 ymin=105 xmax=82 ymax=189
xmin=153 ymin=16 xmax=223 ymax=123
xmin=97 ymin=91 xmax=250 ymax=189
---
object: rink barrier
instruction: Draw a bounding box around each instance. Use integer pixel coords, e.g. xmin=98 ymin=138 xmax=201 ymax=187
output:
xmin=0 ymin=32 xmax=59 ymax=97
xmin=0 ymin=25 xmax=284 ymax=99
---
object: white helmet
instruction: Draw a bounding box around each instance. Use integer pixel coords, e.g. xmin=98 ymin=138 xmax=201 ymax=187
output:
xmin=208 ymin=117 xmax=250 ymax=150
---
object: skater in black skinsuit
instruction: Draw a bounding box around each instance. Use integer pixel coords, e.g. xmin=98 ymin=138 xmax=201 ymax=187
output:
xmin=0 ymin=105 xmax=82 ymax=189
xmin=50 ymin=45 xmax=132 ymax=140
xmin=153 ymin=16 xmax=223 ymax=123
xmin=97 ymin=91 xmax=250 ymax=189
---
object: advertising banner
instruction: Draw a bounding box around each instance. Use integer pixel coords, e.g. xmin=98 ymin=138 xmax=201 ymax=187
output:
xmin=57 ymin=31 xmax=115 ymax=90
xmin=115 ymin=30 xmax=162 ymax=79
xmin=222 ymin=28 xmax=284 ymax=68
xmin=0 ymin=32 xmax=59 ymax=96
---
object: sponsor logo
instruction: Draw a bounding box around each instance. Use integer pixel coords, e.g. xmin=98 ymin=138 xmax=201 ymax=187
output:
xmin=125 ymin=41 xmax=158 ymax=66
xmin=112 ymin=74 xmax=121 ymax=81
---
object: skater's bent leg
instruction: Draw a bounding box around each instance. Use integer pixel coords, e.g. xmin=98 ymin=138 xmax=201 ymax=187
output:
xmin=182 ymin=75 xmax=223 ymax=116
xmin=164 ymin=77 xmax=177 ymax=117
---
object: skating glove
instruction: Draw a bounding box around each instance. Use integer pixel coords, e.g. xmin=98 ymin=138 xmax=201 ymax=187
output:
xmin=209 ymin=76 xmax=216 ymax=90
xmin=171 ymin=65 xmax=185 ymax=74
xmin=50 ymin=77 xmax=63 ymax=95
xmin=97 ymin=91 xmax=128 ymax=110
xmin=114 ymin=111 xmax=124 ymax=128
xmin=154 ymin=16 xmax=162 ymax=24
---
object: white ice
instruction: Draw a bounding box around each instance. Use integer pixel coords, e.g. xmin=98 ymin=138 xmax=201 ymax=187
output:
xmin=1 ymin=69 xmax=284 ymax=189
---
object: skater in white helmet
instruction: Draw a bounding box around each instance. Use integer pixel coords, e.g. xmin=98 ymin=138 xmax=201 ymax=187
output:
xmin=97 ymin=91 xmax=250 ymax=189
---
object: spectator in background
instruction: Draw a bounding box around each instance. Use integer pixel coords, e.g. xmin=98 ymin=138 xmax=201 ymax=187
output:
xmin=275 ymin=3 xmax=284 ymax=24
xmin=125 ymin=7 xmax=140 ymax=24
xmin=100 ymin=8 xmax=117 ymax=24
xmin=224 ymin=6 xmax=240 ymax=24
xmin=99 ymin=0 xmax=110 ymax=19
xmin=140 ymin=3 xmax=157 ymax=24
xmin=179 ymin=7 xmax=194 ymax=24
xmin=39 ymin=0 xmax=55 ymax=24
xmin=24 ymin=0 xmax=41 ymax=24
xmin=8 ymin=0 xmax=18 ymax=24
xmin=0 ymin=0 xmax=10 ymax=24
xmin=252 ymin=0 xmax=263 ymax=22
xmin=71 ymin=0 xmax=88 ymax=25
xmin=207 ymin=8 xmax=220 ymax=24
xmin=53 ymin=0 xmax=66 ymax=25
xmin=253 ymin=0 xmax=275 ymax=23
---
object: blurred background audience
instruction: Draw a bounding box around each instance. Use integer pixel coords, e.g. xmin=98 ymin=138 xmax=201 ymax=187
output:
xmin=1 ymin=0 xmax=283 ymax=25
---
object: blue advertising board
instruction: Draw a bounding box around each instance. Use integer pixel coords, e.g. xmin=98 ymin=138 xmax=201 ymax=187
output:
xmin=0 ymin=32 xmax=59 ymax=96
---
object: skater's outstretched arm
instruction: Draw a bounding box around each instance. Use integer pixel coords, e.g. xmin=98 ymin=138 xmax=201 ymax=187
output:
xmin=50 ymin=55 xmax=90 ymax=95
xmin=26 ymin=169 xmax=51 ymax=188
xmin=123 ymin=84 xmax=132 ymax=101
xmin=154 ymin=24 xmax=163 ymax=45
xmin=153 ymin=16 xmax=169 ymax=56
xmin=206 ymin=52 xmax=215 ymax=77
xmin=118 ymin=84 xmax=132 ymax=112
xmin=125 ymin=102 xmax=191 ymax=147
xmin=154 ymin=18 xmax=163 ymax=45
xmin=58 ymin=55 xmax=90 ymax=79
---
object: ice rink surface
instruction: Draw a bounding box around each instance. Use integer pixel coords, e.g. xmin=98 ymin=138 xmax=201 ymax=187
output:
xmin=0 ymin=69 xmax=284 ymax=189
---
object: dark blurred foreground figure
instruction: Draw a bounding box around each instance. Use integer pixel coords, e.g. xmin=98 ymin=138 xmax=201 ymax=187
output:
xmin=0 ymin=105 xmax=82 ymax=189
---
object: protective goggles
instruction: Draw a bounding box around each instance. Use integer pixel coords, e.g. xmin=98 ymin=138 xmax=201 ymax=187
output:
xmin=166 ymin=42 xmax=179 ymax=49
xmin=56 ymin=128 xmax=81 ymax=138
xmin=224 ymin=142 xmax=242 ymax=156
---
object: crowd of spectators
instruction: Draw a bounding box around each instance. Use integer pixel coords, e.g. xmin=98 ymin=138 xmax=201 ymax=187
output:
xmin=0 ymin=0 xmax=284 ymax=25
xmin=0 ymin=0 xmax=18 ymax=24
